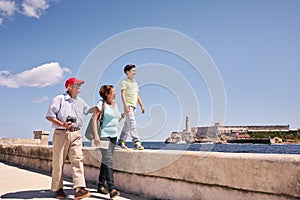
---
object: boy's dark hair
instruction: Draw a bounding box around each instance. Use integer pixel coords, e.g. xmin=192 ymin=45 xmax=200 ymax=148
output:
xmin=99 ymin=85 xmax=114 ymax=101
xmin=124 ymin=64 xmax=136 ymax=74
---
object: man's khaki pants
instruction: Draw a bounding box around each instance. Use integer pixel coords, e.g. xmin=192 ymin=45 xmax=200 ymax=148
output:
xmin=51 ymin=129 xmax=86 ymax=191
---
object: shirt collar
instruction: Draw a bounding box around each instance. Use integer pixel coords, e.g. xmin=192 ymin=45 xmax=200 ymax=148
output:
xmin=126 ymin=78 xmax=135 ymax=82
xmin=64 ymin=92 xmax=78 ymax=101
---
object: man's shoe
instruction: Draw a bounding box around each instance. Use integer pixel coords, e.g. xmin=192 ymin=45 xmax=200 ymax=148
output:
xmin=109 ymin=189 xmax=120 ymax=198
xmin=97 ymin=186 xmax=109 ymax=194
xmin=54 ymin=188 xmax=66 ymax=199
xmin=74 ymin=187 xmax=91 ymax=200
xmin=134 ymin=141 xmax=144 ymax=150
xmin=118 ymin=141 xmax=128 ymax=149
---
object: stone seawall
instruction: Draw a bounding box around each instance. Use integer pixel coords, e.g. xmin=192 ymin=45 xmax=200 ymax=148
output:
xmin=0 ymin=143 xmax=299 ymax=200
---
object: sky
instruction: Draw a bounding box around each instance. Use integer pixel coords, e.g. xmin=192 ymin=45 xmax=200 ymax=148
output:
xmin=0 ymin=0 xmax=300 ymax=142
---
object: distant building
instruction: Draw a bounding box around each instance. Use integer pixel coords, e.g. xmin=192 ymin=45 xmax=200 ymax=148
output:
xmin=166 ymin=119 xmax=293 ymax=144
xmin=196 ymin=123 xmax=290 ymax=137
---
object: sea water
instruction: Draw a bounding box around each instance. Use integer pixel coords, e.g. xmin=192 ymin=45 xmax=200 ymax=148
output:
xmin=80 ymin=141 xmax=300 ymax=154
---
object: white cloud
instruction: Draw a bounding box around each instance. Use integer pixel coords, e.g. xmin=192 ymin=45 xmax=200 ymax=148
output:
xmin=21 ymin=0 xmax=49 ymax=19
xmin=0 ymin=0 xmax=52 ymax=25
xmin=0 ymin=62 xmax=71 ymax=88
xmin=0 ymin=0 xmax=17 ymax=17
xmin=33 ymin=95 xmax=48 ymax=103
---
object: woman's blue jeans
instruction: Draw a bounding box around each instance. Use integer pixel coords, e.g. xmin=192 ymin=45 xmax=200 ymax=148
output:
xmin=98 ymin=137 xmax=117 ymax=191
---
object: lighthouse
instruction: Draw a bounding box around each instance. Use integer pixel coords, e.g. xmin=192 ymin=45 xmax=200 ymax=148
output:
xmin=186 ymin=116 xmax=191 ymax=133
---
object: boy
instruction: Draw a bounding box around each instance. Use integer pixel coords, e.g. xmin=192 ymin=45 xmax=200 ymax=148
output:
xmin=118 ymin=64 xmax=145 ymax=150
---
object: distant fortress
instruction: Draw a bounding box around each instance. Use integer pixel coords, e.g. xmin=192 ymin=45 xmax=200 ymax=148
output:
xmin=165 ymin=116 xmax=298 ymax=144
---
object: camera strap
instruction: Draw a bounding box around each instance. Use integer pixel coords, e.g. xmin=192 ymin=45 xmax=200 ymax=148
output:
xmin=98 ymin=100 xmax=105 ymax=126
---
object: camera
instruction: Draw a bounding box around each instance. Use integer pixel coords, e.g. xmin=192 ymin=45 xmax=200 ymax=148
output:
xmin=66 ymin=116 xmax=77 ymax=123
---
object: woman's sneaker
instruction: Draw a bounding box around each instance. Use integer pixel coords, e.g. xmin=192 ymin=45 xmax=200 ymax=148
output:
xmin=118 ymin=141 xmax=128 ymax=149
xmin=97 ymin=186 xmax=109 ymax=194
xmin=134 ymin=141 xmax=144 ymax=150
xmin=109 ymin=189 xmax=120 ymax=198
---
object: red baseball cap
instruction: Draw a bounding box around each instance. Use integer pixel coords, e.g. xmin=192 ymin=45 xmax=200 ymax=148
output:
xmin=65 ymin=77 xmax=85 ymax=88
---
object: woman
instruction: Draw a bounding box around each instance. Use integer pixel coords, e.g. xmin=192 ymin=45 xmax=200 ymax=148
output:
xmin=92 ymin=85 xmax=125 ymax=198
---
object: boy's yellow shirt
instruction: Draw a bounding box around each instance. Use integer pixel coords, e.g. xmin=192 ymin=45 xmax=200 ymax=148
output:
xmin=121 ymin=78 xmax=139 ymax=107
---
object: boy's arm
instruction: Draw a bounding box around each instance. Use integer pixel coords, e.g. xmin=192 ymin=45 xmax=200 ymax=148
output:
xmin=138 ymin=94 xmax=145 ymax=114
xmin=121 ymin=89 xmax=129 ymax=112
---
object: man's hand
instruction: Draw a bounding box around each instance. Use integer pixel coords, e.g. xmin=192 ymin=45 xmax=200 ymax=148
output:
xmin=63 ymin=122 xmax=73 ymax=129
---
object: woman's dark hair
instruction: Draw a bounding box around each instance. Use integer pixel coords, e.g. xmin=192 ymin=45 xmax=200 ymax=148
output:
xmin=99 ymin=85 xmax=114 ymax=101
xmin=124 ymin=64 xmax=135 ymax=74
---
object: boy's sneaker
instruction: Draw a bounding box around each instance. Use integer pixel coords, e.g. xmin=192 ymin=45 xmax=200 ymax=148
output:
xmin=134 ymin=141 xmax=144 ymax=150
xmin=118 ymin=141 xmax=128 ymax=149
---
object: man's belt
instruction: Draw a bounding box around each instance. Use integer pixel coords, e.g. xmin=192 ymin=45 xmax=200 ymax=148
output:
xmin=55 ymin=127 xmax=80 ymax=132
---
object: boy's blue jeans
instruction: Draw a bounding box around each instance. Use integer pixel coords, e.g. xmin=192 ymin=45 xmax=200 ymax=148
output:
xmin=98 ymin=137 xmax=117 ymax=191
xmin=118 ymin=106 xmax=140 ymax=144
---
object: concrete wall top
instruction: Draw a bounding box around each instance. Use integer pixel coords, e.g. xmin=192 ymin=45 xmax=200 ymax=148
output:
xmin=113 ymin=149 xmax=300 ymax=197
xmin=1 ymin=144 xmax=299 ymax=198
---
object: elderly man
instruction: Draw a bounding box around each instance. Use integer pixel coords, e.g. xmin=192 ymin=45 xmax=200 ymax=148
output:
xmin=46 ymin=77 xmax=94 ymax=199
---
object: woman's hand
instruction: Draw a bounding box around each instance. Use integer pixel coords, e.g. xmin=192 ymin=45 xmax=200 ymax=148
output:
xmin=94 ymin=138 xmax=101 ymax=147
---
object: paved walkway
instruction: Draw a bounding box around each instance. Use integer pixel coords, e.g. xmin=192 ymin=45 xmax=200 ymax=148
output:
xmin=0 ymin=162 xmax=146 ymax=200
